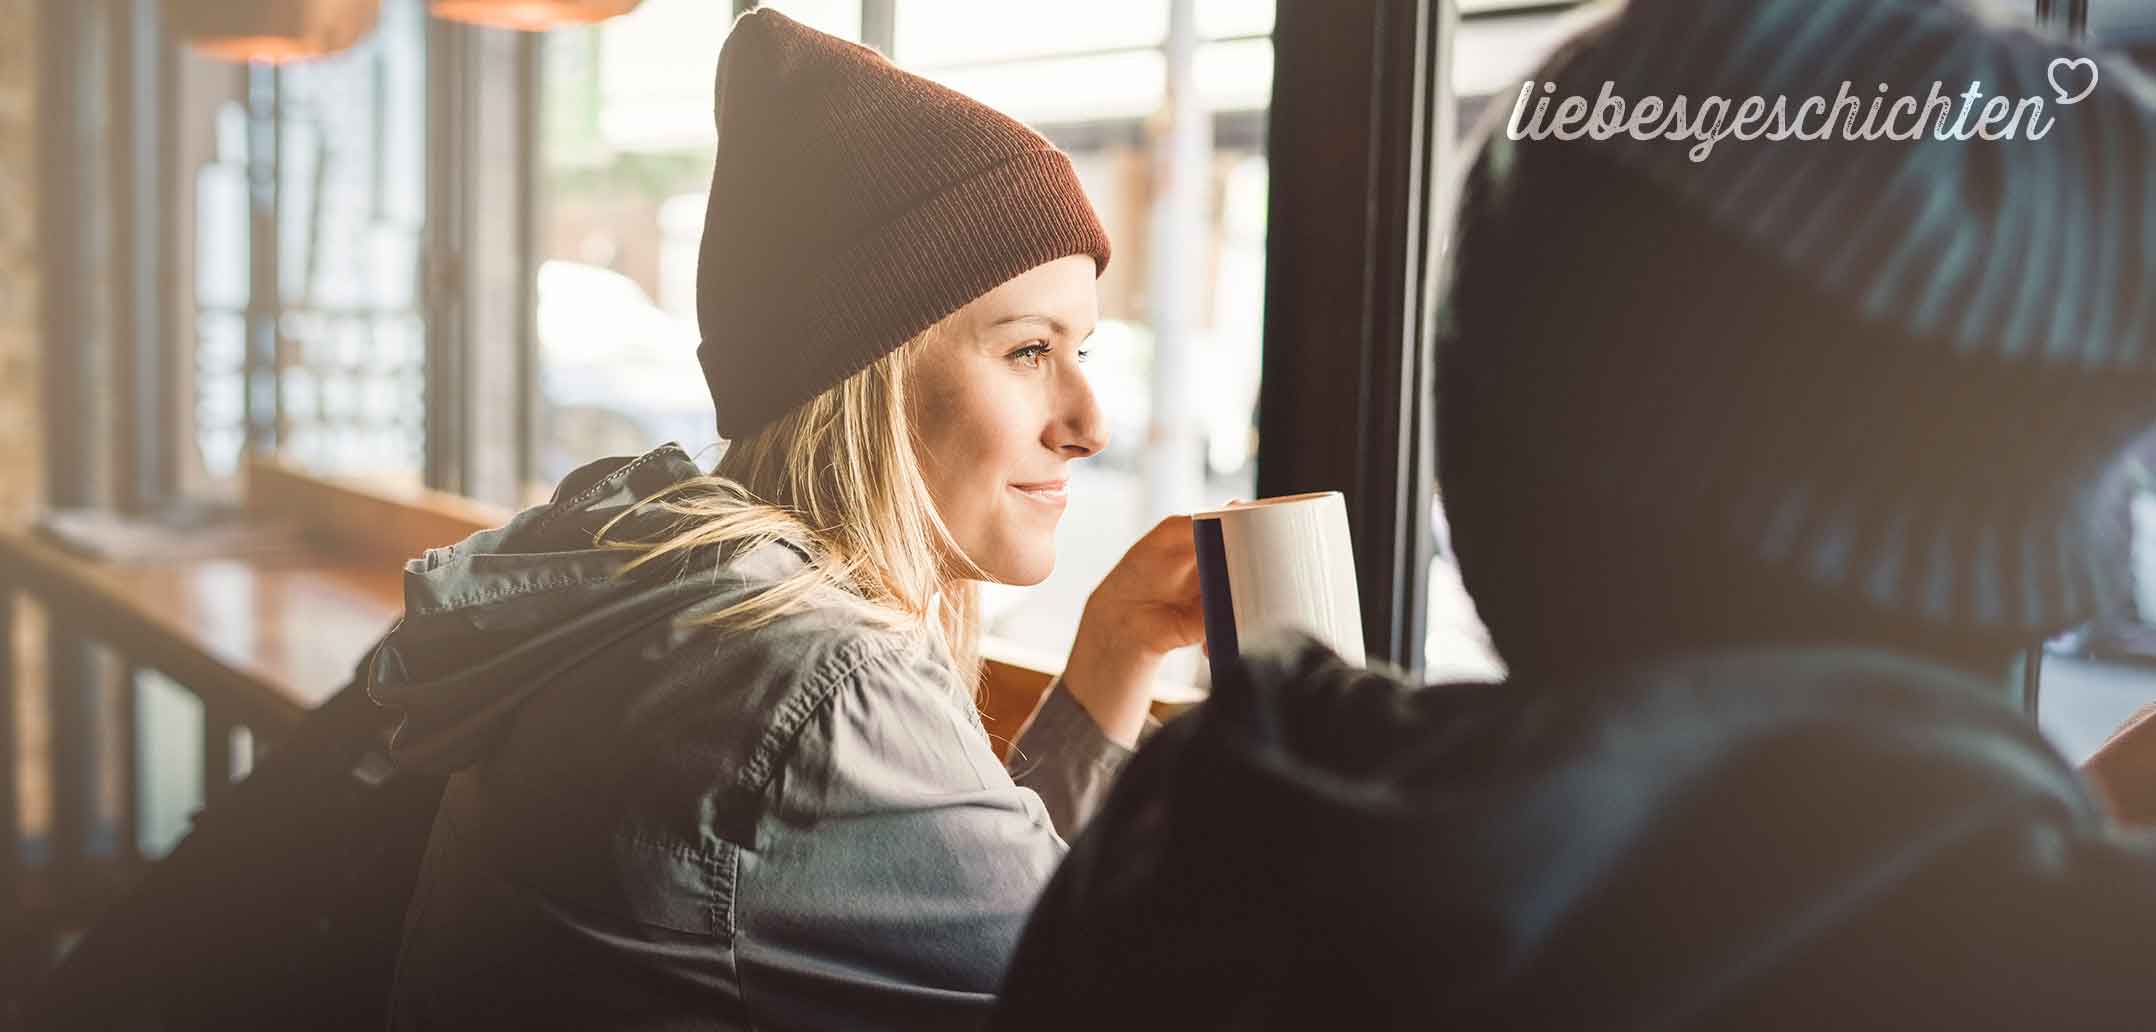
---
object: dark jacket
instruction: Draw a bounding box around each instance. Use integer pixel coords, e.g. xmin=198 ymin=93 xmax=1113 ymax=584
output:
xmin=369 ymin=446 xmax=1134 ymax=1030
xmin=996 ymin=637 xmax=2156 ymax=1030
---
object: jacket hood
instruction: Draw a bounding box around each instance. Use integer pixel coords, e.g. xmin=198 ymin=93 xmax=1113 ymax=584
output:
xmin=366 ymin=445 xmax=808 ymax=774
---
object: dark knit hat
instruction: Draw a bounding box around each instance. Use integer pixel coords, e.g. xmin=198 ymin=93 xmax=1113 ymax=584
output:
xmin=1442 ymin=0 xmax=2156 ymax=646
xmin=695 ymin=9 xmax=1111 ymax=438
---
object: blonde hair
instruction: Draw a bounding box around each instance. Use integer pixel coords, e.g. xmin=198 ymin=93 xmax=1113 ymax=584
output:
xmin=601 ymin=325 xmax=985 ymax=689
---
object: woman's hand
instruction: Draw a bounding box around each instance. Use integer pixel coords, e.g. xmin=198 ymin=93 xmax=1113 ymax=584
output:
xmin=1059 ymin=515 xmax=1205 ymax=747
xmin=2083 ymin=703 xmax=2156 ymax=827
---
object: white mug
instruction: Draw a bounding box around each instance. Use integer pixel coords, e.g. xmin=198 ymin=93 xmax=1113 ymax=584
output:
xmin=1191 ymin=492 xmax=1366 ymax=684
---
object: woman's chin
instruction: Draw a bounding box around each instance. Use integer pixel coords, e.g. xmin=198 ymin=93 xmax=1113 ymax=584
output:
xmin=977 ymin=549 xmax=1055 ymax=587
xmin=999 ymin=562 xmax=1054 ymax=588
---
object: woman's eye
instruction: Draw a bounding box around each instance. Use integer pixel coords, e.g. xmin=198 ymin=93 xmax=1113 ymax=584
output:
xmin=1075 ymin=347 xmax=1091 ymax=363
xmin=1010 ymin=343 xmax=1051 ymax=368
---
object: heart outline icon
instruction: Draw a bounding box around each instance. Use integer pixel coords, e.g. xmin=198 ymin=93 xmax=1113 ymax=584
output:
xmin=2049 ymin=57 xmax=2099 ymax=105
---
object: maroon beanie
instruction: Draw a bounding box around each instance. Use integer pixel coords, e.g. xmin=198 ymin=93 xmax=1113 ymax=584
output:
xmin=695 ymin=9 xmax=1112 ymax=439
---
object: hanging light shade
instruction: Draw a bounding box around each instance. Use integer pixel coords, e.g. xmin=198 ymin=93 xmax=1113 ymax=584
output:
xmin=429 ymin=0 xmax=643 ymax=31
xmin=165 ymin=0 xmax=381 ymax=64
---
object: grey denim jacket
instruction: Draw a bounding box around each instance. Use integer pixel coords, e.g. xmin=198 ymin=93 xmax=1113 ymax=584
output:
xmin=368 ymin=446 xmax=1135 ymax=1030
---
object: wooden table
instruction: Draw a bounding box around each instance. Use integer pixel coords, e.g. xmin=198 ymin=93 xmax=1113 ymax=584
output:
xmin=0 ymin=533 xmax=404 ymax=734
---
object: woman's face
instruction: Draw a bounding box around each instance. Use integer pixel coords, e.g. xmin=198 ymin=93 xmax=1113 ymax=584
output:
xmin=909 ymin=255 xmax=1106 ymax=586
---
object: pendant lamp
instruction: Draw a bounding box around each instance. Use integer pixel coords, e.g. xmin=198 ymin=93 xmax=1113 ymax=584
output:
xmin=165 ymin=0 xmax=381 ymax=64
xmin=429 ymin=0 xmax=644 ymax=31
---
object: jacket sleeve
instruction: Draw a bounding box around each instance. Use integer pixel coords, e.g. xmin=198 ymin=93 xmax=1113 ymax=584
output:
xmin=732 ymin=635 xmax=1069 ymax=1032
xmin=1005 ymin=678 xmax=1145 ymax=836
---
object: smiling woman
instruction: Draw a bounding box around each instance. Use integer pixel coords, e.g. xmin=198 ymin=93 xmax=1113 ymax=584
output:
xmin=368 ymin=11 xmax=1204 ymax=1028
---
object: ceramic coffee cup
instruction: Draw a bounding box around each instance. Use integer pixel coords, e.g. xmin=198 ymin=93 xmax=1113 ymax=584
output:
xmin=1192 ymin=492 xmax=1366 ymax=684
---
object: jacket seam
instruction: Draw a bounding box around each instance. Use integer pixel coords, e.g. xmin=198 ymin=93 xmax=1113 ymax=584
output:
xmin=710 ymin=842 xmax=737 ymax=946
xmin=617 ymin=830 xmax=722 ymax=860
xmin=535 ymin=447 xmax=820 ymax=578
xmin=735 ymin=631 xmax=920 ymax=800
xmin=403 ymin=569 xmax=627 ymax=617
xmin=735 ymin=843 xmax=764 ymax=1032
xmin=604 ymin=831 xmax=736 ymax=941
xmin=528 ymin=445 xmax=686 ymax=539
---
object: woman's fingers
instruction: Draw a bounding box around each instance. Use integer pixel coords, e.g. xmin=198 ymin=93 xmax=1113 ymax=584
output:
xmin=1146 ymin=513 xmax=1195 ymax=556
xmin=2084 ymin=703 xmax=2156 ymax=826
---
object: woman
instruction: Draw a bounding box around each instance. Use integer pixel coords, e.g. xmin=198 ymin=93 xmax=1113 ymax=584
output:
xmin=368 ymin=10 xmax=1200 ymax=1029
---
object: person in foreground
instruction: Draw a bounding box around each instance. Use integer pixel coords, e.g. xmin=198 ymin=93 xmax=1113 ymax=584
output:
xmin=367 ymin=11 xmax=1200 ymax=1029
xmin=995 ymin=0 xmax=2156 ymax=1027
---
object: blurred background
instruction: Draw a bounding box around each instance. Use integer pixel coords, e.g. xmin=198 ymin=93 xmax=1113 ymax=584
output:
xmin=2 ymin=0 xmax=2155 ymax=1014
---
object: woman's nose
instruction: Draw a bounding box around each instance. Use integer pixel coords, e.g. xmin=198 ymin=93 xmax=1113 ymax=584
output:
xmin=1053 ymin=370 xmax=1109 ymax=458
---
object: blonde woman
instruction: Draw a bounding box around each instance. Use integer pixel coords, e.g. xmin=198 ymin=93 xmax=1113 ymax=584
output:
xmin=368 ymin=11 xmax=1203 ymax=1030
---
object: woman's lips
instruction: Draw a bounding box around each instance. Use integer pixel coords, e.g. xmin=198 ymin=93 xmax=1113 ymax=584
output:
xmin=1010 ymin=481 xmax=1069 ymax=505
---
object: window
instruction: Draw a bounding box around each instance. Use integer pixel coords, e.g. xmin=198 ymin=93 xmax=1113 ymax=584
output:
xmin=2036 ymin=0 xmax=2156 ymax=759
xmin=759 ymin=0 xmax=862 ymax=40
xmin=190 ymin=0 xmax=431 ymax=487
xmin=2088 ymin=2 xmax=2155 ymax=79
xmin=530 ymin=1 xmax=724 ymax=485
xmin=529 ymin=0 xmax=1276 ymax=684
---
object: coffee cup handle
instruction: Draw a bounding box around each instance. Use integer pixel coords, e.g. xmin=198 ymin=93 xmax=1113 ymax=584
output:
xmin=1197 ymin=500 xmax=1241 ymax=662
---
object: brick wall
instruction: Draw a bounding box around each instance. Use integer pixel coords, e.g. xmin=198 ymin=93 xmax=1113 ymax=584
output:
xmin=0 ymin=0 xmax=44 ymax=852
xmin=0 ymin=0 xmax=39 ymax=525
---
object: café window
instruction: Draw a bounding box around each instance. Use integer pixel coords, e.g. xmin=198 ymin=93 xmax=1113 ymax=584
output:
xmin=189 ymin=0 xmax=432 ymax=488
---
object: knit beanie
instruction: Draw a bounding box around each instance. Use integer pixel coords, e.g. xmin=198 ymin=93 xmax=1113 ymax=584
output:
xmin=695 ymin=9 xmax=1111 ymax=439
xmin=1441 ymin=0 xmax=2156 ymax=644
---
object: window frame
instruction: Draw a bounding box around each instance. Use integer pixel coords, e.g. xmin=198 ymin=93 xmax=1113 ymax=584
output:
xmin=425 ymin=19 xmax=542 ymax=505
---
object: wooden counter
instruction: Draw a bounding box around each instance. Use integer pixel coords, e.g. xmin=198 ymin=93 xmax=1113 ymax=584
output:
xmin=0 ymin=533 xmax=404 ymax=733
